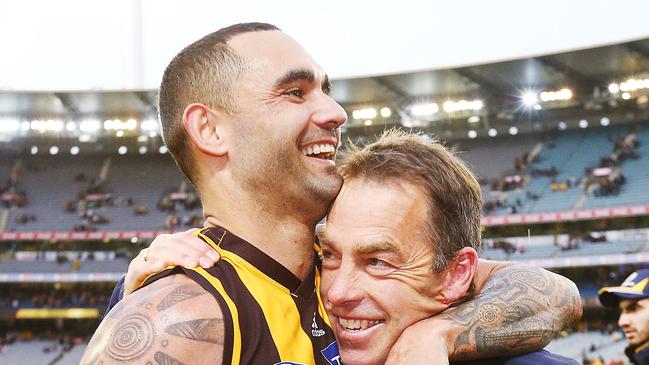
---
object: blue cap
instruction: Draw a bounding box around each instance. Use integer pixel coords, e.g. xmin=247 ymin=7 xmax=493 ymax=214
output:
xmin=598 ymin=269 xmax=649 ymax=307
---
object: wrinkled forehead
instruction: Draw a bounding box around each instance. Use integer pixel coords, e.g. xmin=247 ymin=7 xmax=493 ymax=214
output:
xmin=227 ymin=30 xmax=326 ymax=81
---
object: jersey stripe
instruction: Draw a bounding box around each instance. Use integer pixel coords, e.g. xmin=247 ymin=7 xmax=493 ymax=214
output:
xmin=185 ymin=266 xmax=242 ymax=365
xmin=197 ymin=229 xmax=316 ymax=364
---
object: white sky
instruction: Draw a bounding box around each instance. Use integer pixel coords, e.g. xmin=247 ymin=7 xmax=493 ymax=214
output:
xmin=1 ymin=0 xmax=648 ymax=91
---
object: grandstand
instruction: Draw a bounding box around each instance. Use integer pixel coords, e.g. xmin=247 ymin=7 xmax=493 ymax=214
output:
xmin=1 ymin=16 xmax=649 ymax=365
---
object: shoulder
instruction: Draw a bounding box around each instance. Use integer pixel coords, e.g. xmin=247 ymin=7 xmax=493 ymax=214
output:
xmin=81 ymin=274 xmax=224 ymax=365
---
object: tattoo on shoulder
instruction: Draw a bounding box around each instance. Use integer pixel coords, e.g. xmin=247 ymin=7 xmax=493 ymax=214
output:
xmin=165 ymin=318 xmax=224 ymax=344
xmin=158 ymin=284 xmax=207 ymax=312
xmin=154 ymin=351 xmax=186 ymax=365
xmin=106 ymin=313 xmax=155 ymax=362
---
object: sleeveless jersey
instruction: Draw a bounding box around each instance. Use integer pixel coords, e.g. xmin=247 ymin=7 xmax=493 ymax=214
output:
xmin=141 ymin=226 xmax=341 ymax=365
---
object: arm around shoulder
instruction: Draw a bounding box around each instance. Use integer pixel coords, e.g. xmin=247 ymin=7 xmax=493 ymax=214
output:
xmin=386 ymin=262 xmax=582 ymax=364
xmin=439 ymin=262 xmax=582 ymax=360
xmin=81 ymin=274 xmax=225 ymax=365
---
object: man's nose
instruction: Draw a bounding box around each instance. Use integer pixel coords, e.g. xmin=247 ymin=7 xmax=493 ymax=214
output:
xmin=618 ymin=312 xmax=630 ymax=327
xmin=311 ymin=93 xmax=347 ymax=130
xmin=325 ymin=265 xmax=362 ymax=307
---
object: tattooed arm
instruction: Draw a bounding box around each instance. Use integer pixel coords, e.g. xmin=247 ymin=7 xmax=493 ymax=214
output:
xmin=385 ymin=261 xmax=582 ymax=364
xmin=80 ymin=274 xmax=224 ymax=365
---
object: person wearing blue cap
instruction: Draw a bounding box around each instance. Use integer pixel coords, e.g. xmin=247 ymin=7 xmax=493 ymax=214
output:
xmin=599 ymin=269 xmax=649 ymax=365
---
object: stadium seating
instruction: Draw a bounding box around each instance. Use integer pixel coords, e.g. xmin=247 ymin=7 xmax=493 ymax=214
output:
xmin=582 ymin=125 xmax=649 ymax=208
xmin=545 ymin=331 xmax=626 ymax=362
xmin=7 ymin=155 xmax=105 ymax=231
xmin=1 ymin=340 xmax=61 ymax=365
xmin=0 ymin=258 xmax=129 ymax=273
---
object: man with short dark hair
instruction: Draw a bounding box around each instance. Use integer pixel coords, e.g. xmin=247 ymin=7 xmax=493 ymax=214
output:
xmin=83 ymin=23 xmax=580 ymax=365
xmin=599 ymin=270 xmax=649 ymax=365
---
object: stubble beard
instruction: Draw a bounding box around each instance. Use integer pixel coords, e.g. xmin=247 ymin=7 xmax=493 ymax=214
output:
xmin=234 ymin=136 xmax=342 ymax=223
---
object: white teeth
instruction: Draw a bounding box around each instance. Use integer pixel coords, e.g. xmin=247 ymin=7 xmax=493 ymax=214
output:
xmin=338 ymin=318 xmax=382 ymax=331
xmin=301 ymin=143 xmax=335 ymax=156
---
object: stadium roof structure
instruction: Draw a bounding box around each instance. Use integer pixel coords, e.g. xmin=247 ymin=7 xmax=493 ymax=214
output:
xmin=2 ymin=38 xmax=649 ymax=143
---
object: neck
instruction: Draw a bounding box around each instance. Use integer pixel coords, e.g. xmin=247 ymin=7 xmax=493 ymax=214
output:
xmin=201 ymin=191 xmax=321 ymax=281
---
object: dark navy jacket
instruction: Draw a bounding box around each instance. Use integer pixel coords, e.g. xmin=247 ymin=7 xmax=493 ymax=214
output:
xmin=106 ymin=276 xmax=578 ymax=365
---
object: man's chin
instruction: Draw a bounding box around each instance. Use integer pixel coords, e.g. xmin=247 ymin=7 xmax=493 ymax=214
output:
xmin=338 ymin=348 xmax=385 ymax=365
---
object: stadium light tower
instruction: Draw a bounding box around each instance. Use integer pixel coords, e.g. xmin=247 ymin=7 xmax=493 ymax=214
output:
xmin=522 ymin=91 xmax=538 ymax=107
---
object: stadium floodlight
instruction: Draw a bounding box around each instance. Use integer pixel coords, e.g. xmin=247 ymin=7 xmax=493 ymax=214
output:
xmin=600 ymin=117 xmax=610 ymax=127
xmin=80 ymin=119 xmax=101 ymax=133
xmin=116 ymin=130 xmax=124 ymax=137
xmin=467 ymin=130 xmax=477 ymax=139
xmin=533 ymin=104 xmax=542 ymax=110
xmin=579 ymin=119 xmax=588 ymax=128
xmin=49 ymin=146 xmax=59 ymax=155
xmin=539 ymin=88 xmax=573 ymax=102
xmin=608 ymin=83 xmax=620 ymax=94
xmin=159 ymin=145 xmax=169 ymax=154
xmin=363 ymin=119 xmax=373 ymax=126
xmin=70 ymin=146 xmax=80 ymax=155
xmin=0 ymin=119 xmax=20 ymax=132
xmin=66 ymin=121 xmax=77 ymax=131
xmin=140 ymin=118 xmax=159 ymax=131
xmin=31 ymin=119 xmax=63 ymax=132
xmin=443 ymin=99 xmax=483 ymax=113
xmin=410 ymin=103 xmax=439 ymax=116
xmin=126 ymin=119 xmax=138 ymax=130
xmin=522 ymin=91 xmax=538 ymax=106
xmin=21 ymin=121 xmax=30 ymax=131
xmin=137 ymin=135 xmax=148 ymax=143
xmin=621 ymin=92 xmax=631 ymax=100
xmin=149 ymin=131 xmax=158 ymax=138
xmin=79 ymin=134 xmax=92 ymax=142
xmin=352 ymin=107 xmax=377 ymax=120
xmin=118 ymin=146 xmax=128 ymax=155
xmin=467 ymin=115 xmax=480 ymax=123
xmin=380 ymin=107 xmax=392 ymax=118
xmin=558 ymin=121 xmax=567 ymax=130
xmin=130 ymin=237 xmax=138 ymax=243
xmin=30 ymin=146 xmax=38 ymax=155
xmin=619 ymin=77 xmax=649 ymax=92
xmin=488 ymin=128 xmax=497 ymax=137
xmin=138 ymin=146 xmax=148 ymax=154
xmin=508 ymin=126 xmax=519 ymax=135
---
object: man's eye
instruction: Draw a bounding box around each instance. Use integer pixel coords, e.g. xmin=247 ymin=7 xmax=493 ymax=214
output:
xmin=285 ymin=89 xmax=304 ymax=98
xmin=368 ymin=258 xmax=387 ymax=267
xmin=321 ymin=250 xmax=333 ymax=259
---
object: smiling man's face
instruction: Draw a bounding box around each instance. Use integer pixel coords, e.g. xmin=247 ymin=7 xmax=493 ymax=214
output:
xmin=319 ymin=178 xmax=449 ymax=365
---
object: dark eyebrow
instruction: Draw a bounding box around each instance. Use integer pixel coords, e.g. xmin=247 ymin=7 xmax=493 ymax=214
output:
xmin=273 ymin=69 xmax=331 ymax=94
xmin=274 ymin=69 xmax=316 ymax=89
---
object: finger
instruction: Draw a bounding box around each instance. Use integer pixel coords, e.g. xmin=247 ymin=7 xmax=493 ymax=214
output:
xmin=124 ymin=250 xmax=164 ymax=296
xmin=151 ymin=234 xmax=220 ymax=268
xmin=147 ymin=244 xmax=201 ymax=268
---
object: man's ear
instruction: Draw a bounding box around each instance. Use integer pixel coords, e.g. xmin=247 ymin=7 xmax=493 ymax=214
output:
xmin=439 ymin=247 xmax=478 ymax=304
xmin=183 ymin=103 xmax=228 ymax=157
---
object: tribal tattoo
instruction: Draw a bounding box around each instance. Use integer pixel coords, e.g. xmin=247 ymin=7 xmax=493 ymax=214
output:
xmin=440 ymin=265 xmax=581 ymax=361
xmin=79 ymin=275 xmax=224 ymax=365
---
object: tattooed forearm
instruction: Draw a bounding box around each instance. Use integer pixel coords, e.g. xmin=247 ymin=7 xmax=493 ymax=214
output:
xmin=439 ymin=265 xmax=582 ymax=361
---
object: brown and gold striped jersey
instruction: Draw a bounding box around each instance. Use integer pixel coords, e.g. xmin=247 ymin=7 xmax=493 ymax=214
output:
xmin=142 ymin=226 xmax=341 ymax=365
